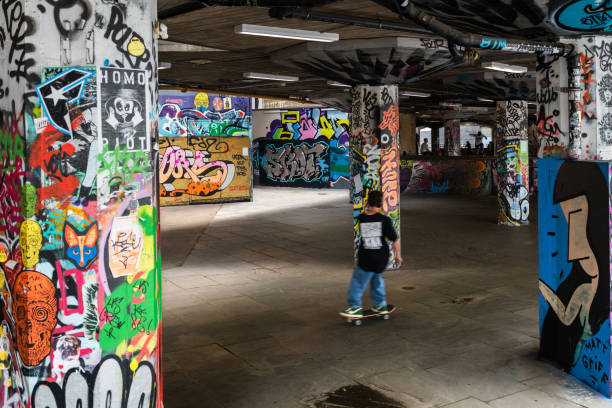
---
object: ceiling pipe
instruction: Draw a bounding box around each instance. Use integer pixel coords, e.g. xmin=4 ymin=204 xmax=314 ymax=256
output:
xmin=269 ymin=7 xmax=470 ymax=61
xmin=199 ymin=0 xmax=339 ymax=8
xmin=159 ymin=0 xmax=341 ymax=20
xmin=268 ymin=7 xmax=432 ymax=36
xmin=371 ymin=0 xmax=572 ymax=56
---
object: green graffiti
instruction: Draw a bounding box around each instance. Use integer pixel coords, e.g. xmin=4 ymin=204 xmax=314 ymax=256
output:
xmin=138 ymin=204 xmax=157 ymax=236
xmin=98 ymin=145 xmax=149 ymax=186
xmin=0 ymin=130 xmax=24 ymax=170
xmin=99 ymin=270 xmax=159 ymax=352
xmin=20 ymin=184 xmax=37 ymax=218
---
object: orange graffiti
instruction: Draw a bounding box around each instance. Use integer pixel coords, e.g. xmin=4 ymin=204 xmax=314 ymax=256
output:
xmin=12 ymin=271 xmax=58 ymax=366
xmin=580 ymin=52 xmax=596 ymax=120
xmin=379 ymin=105 xmax=399 ymax=138
xmin=380 ymin=148 xmax=399 ymax=214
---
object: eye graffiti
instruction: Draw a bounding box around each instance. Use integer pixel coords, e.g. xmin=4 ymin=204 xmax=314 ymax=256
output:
xmin=63 ymin=222 xmax=98 ymax=270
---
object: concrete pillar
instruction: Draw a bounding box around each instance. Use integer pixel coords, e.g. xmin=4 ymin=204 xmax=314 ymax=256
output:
xmin=538 ymin=36 xmax=612 ymax=398
xmin=431 ymin=126 xmax=440 ymax=152
xmin=0 ymin=2 xmax=161 ymax=407
xmin=350 ymin=85 xmax=400 ymax=269
xmin=496 ymin=101 xmax=529 ymax=226
xmin=399 ymin=113 xmax=416 ymax=155
xmin=444 ymin=119 xmax=460 ymax=156
xmin=536 ymin=54 xmax=569 ymax=158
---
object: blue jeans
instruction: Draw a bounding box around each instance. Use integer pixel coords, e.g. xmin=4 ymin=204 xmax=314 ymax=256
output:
xmin=347 ymin=265 xmax=386 ymax=308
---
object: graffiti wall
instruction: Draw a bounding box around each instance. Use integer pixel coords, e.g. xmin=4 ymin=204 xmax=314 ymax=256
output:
xmin=350 ymin=85 xmax=400 ymax=269
xmin=160 ymin=136 xmax=251 ymax=205
xmin=0 ymin=2 xmax=161 ymax=407
xmin=536 ymin=54 xmax=569 ymax=158
xmin=400 ymin=159 xmax=492 ymax=195
xmin=496 ymin=101 xmax=530 ymax=226
xmin=253 ymin=108 xmax=350 ymax=189
xmin=536 ymin=36 xmax=612 ymax=160
xmin=538 ymin=158 xmax=611 ymax=397
xmin=158 ymin=90 xmax=252 ymax=205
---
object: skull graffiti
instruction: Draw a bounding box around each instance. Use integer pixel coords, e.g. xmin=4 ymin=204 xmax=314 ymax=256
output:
xmin=19 ymin=220 xmax=42 ymax=269
xmin=104 ymin=89 xmax=143 ymax=140
xmin=12 ymin=271 xmax=57 ymax=366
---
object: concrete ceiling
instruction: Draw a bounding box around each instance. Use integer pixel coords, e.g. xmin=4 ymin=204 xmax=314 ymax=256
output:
xmin=157 ymin=0 xmax=608 ymax=121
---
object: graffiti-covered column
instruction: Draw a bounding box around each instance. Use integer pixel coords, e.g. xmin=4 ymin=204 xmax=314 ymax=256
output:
xmin=496 ymin=101 xmax=529 ymax=226
xmin=444 ymin=119 xmax=460 ymax=156
xmin=536 ymin=53 xmax=569 ymax=158
xmin=0 ymin=1 xmax=162 ymax=407
xmin=350 ymin=85 xmax=401 ymax=268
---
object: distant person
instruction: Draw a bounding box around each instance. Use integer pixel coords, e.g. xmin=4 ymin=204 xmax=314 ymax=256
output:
xmin=465 ymin=140 xmax=472 ymax=154
xmin=340 ymin=191 xmax=402 ymax=318
xmin=420 ymin=138 xmax=430 ymax=154
xmin=401 ymin=151 xmax=408 ymax=159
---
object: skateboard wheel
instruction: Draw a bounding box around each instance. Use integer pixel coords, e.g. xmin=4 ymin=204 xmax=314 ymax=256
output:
xmin=354 ymin=319 xmax=362 ymax=326
xmin=346 ymin=319 xmax=352 ymax=324
xmin=383 ymin=314 xmax=390 ymax=320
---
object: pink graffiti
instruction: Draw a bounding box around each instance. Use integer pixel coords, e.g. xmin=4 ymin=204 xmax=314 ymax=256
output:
xmin=298 ymin=112 xmax=317 ymax=140
xmin=56 ymin=261 xmax=85 ymax=317
xmin=159 ymin=147 xmax=228 ymax=184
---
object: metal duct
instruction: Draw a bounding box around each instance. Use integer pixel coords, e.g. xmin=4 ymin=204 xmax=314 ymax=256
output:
xmin=371 ymin=0 xmax=572 ymax=55
xmin=159 ymin=0 xmax=341 ymax=20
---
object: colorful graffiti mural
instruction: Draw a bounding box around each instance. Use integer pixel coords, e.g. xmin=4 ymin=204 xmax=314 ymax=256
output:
xmin=496 ymin=101 xmax=529 ymax=226
xmin=350 ymin=85 xmax=400 ymax=270
xmin=160 ymin=136 xmax=252 ymax=205
xmin=158 ymin=90 xmax=252 ymax=205
xmin=400 ymin=159 xmax=492 ymax=195
xmin=538 ymin=158 xmax=611 ymax=397
xmin=159 ymin=90 xmax=251 ymax=139
xmin=255 ymin=108 xmax=350 ymax=188
xmin=0 ymin=1 xmax=161 ymax=405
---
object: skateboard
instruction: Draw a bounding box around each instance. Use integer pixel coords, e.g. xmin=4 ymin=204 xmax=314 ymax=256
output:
xmin=341 ymin=304 xmax=396 ymax=326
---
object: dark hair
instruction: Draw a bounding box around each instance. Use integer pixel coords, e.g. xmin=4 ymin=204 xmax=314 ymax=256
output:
xmin=368 ymin=191 xmax=383 ymax=208
xmin=540 ymin=161 xmax=609 ymax=370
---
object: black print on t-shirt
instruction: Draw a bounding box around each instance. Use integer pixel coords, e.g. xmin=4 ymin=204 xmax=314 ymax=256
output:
xmin=361 ymin=222 xmax=383 ymax=249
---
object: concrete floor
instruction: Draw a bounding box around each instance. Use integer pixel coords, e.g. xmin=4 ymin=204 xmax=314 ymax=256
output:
xmin=160 ymin=187 xmax=611 ymax=408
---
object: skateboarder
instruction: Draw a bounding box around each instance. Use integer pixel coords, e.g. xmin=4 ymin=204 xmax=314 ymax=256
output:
xmin=340 ymin=190 xmax=402 ymax=318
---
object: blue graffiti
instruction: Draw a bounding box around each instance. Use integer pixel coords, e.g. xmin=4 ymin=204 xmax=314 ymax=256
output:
xmin=480 ymin=38 xmax=506 ymax=50
xmin=555 ymin=0 xmax=612 ymax=32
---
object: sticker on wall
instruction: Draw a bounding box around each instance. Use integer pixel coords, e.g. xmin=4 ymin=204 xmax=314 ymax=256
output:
xmin=98 ymin=67 xmax=149 ymax=152
xmin=108 ymin=215 xmax=144 ymax=278
xmin=35 ymin=67 xmax=93 ymax=136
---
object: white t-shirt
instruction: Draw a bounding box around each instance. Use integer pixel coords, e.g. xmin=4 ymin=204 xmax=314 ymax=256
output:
xmin=420 ymin=142 xmax=429 ymax=153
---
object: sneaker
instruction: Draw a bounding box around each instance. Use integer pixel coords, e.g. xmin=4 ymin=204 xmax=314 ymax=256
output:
xmin=340 ymin=306 xmax=363 ymax=318
xmin=371 ymin=305 xmax=389 ymax=314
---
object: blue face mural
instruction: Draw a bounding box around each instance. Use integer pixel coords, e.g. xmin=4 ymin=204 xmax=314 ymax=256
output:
xmin=538 ymin=158 xmax=611 ymax=396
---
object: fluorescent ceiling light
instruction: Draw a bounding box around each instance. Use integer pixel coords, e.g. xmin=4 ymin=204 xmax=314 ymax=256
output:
xmin=243 ymin=72 xmax=299 ymax=82
xmin=327 ymin=81 xmax=351 ymax=87
xmin=482 ymin=62 xmax=527 ymax=73
xmin=235 ymin=24 xmax=339 ymax=42
xmin=158 ymin=40 xmax=225 ymax=52
xmin=401 ymin=91 xmax=431 ymax=97
xmin=189 ymin=59 xmax=212 ymax=65
xmin=477 ymin=97 xmax=494 ymax=102
xmin=158 ymin=62 xmax=172 ymax=70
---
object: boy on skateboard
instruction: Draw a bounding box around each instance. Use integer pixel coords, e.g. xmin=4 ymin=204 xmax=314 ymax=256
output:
xmin=340 ymin=190 xmax=402 ymax=318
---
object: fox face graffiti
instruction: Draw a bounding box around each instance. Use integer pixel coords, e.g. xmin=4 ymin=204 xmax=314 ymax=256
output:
xmin=64 ymin=222 xmax=98 ymax=270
